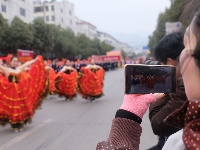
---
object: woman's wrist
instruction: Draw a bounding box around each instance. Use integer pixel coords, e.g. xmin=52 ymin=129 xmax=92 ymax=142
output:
xmin=115 ymin=109 xmax=142 ymax=124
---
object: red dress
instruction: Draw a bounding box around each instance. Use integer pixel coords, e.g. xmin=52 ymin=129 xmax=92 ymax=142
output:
xmin=78 ymin=67 xmax=104 ymax=100
xmin=48 ymin=68 xmax=56 ymax=94
xmin=0 ymin=56 xmax=48 ymax=126
xmin=55 ymin=69 xmax=78 ymax=99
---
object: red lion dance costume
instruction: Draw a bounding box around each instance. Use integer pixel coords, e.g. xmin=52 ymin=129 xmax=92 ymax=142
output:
xmin=55 ymin=68 xmax=78 ymax=100
xmin=78 ymin=66 xmax=104 ymax=101
xmin=0 ymin=56 xmax=48 ymax=132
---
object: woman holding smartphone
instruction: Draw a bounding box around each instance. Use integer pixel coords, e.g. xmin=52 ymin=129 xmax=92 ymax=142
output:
xmin=96 ymin=0 xmax=200 ymax=149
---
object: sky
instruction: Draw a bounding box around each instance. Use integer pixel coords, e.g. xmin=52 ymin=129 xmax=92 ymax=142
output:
xmin=56 ymin=0 xmax=171 ymax=47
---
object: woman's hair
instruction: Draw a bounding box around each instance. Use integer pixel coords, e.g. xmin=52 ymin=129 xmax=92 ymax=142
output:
xmin=181 ymin=0 xmax=200 ymax=69
xmin=180 ymin=0 xmax=200 ymax=26
xmin=192 ymin=12 xmax=200 ymax=69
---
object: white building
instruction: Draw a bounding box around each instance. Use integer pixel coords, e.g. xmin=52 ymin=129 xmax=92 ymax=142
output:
xmin=118 ymin=42 xmax=133 ymax=54
xmin=97 ymin=31 xmax=120 ymax=48
xmin=0 ymin=0 xmax=33 ymax=24
xmin=97 ymin=31 xmax=133 ymax=53
xmin=33 ymin=0 xmax=76 ymax=33
xmin=76 ymin=19 xmax=97 ymax=39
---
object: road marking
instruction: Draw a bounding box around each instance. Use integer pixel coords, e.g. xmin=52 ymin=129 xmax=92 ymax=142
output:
xmin=0 ymin=119 xmax=53 ymax=150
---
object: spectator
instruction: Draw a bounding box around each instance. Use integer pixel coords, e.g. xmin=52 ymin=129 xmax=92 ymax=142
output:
xmin=148 ymin=32 xmax=187 ymax=150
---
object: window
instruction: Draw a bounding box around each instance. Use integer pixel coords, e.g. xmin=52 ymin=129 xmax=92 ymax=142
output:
xmin=70 ymin=20 xmax=72 ymax=25
xmin=69 ymin=10 xmax=72 ymax=15
xmin=52 ymin=15 xmax=55 ymax=21
xmin=45 ymin=6 xmax=48 ymax=11
xmin=20 ymin=8 xmax=26 ymax=17
xmin=61 ymin=18 xmax=63 ymax=23
xmin=51 ymin=5 xmax=54 ymax=11
xmin=46 ymin=16 xmax=49 ymax=21
xmin=61 ymin=8 xmax=63 ymax=13
xmin=34 ymin=6 xmax=43 ymax=13
xmin=1 ymin=4 xmax=6 ymax=12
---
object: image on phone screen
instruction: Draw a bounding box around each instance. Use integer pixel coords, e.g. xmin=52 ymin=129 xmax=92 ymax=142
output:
xmin=125 ymin=64 xmax=176 ymax=94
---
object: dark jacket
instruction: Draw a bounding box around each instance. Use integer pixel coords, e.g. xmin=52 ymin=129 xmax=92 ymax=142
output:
xmin=149 ymin=77 xmax=187 ymax=137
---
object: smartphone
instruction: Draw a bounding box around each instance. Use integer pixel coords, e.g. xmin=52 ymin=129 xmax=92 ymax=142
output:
xmin=125 ymin=64 xmax=176 ymax=94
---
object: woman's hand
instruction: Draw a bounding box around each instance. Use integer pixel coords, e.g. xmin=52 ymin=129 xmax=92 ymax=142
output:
xmin=120 ymin=94 xmax=162 ymax=119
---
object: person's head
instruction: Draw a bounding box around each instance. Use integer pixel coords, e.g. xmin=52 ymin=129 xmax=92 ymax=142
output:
xmin=154 ymin=32 xmax=184 ymax=78
xmin=10 ymin=56 xmax=18 ymax=68
xmin=177 ymin=9 xmax=200 ymax=100
xmin=66 ymin=60 xmax=71 ymax=66
xmin=90 ymin=58 xmax=95 ymax=65
xmin=172 ymin=3 xmax=200 ymax=149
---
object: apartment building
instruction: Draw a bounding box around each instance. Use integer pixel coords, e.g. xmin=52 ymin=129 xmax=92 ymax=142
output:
xmin=118 ymin=42 xmax=133 ymax=53
xmin=0 ymin=0 xmax=33 ymax=23
xmin=76 ymin=19 xmax=97 ymax=39
xmin=97 ymin=31 xmax=133 ymax=53
xmin=97 ymin=31 xmax=119 ymax=48
xmin=33 ymin=0 xmax=76 ymax=33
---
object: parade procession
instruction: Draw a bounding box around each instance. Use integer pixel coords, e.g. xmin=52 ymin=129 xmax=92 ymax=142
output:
xmin=0 ymin=49 xmax=121 ymax=133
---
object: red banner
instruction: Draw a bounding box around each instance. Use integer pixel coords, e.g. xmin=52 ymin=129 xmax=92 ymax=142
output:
xmin=17 ymin=49 xmax=34 ymax=62
xmin=100 ymin=55 xmax=120 ymax=62
xmin=91 ymin=55 xmax=99 ymax=62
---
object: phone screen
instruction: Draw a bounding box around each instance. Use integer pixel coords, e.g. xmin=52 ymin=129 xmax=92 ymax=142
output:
xmin=125 ymin=64 xmax=176 ymax=94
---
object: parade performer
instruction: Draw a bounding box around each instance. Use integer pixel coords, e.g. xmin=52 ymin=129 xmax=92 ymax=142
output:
xmin=78 ymin=58 xmax=104 ymax=102
xmin=55 ymin=60 xmax=78 ymax=100
xmin=44 ymin=61 xmax=56 ymax=95
xmin=48 ymin=67 xmax=56 ymax=94
xmin=0 ymin=55 xmax=48 ymax=132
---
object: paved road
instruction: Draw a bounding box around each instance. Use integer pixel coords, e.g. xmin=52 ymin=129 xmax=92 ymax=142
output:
xmin=0 ymin=68 xmax=157 ymax=150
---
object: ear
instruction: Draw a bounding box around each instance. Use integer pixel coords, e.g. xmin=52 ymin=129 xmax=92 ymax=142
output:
xmin=167 ymin=58 xmax=176 ymax=65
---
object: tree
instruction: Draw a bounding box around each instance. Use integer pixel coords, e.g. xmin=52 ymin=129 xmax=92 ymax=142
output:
xmin=44 ymin=24 xmax=55 ymax=55
xmin=148 ymin=9 xmax=170 ymax=54
xmin=148 ymin=0 xmax=184 ymax=54
xmin=31 ymin=18 xmax=55 ymax=56
xmin=1 ymin=17 xmax=33 ymax=54
xmin=53 ymin=28 xmax=77 ymax=59
xmin=100 ymin=42 xmax=114 ymax=55
xmin=76 ymin=34 xmax=91 ymax=59
xmin=90 ymin=38 xmax=101 ymax=55
xmin=53 ymin=27 xmax=65 ymax=59
xmin=0 ymin=14 xmax=117 ymax=58
xmin=121 ymin=50 xmax=127 ymax=59
xmin=0 ymin=14 xmax=9 ymax=52
xmin=168 ymin=0 xmax=184 ymax=22
xmin=62 ymin=29 xmax=77 ymax=57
